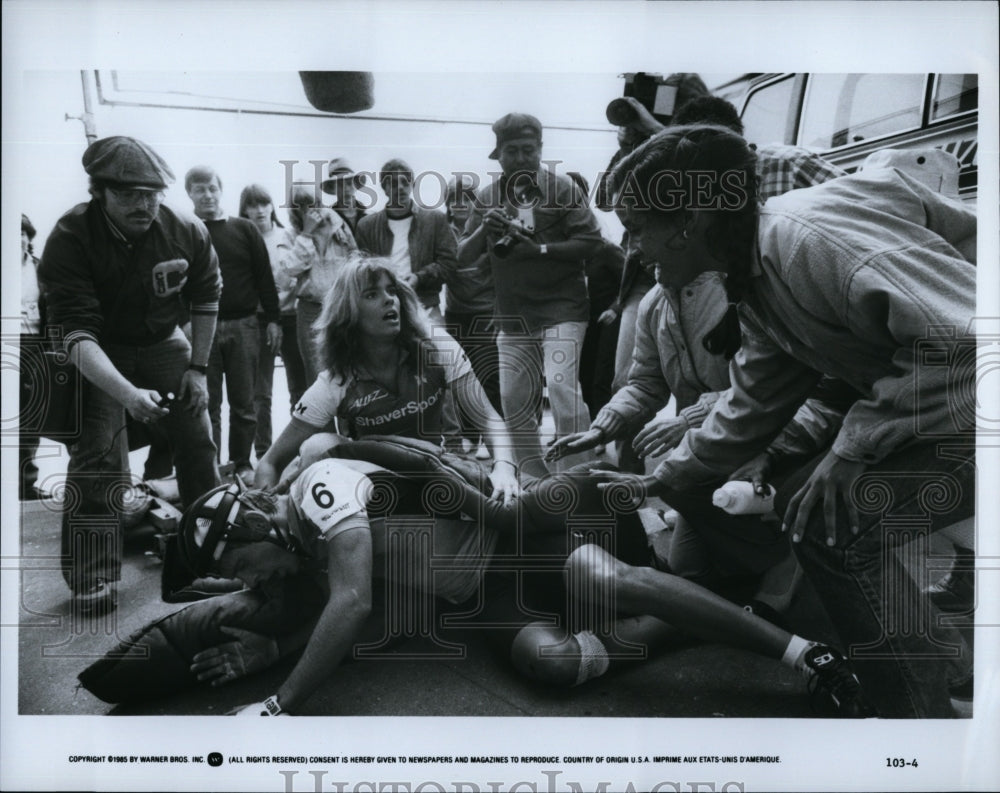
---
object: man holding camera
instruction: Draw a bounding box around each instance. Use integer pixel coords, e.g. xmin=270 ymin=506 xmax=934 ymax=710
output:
xmin=37 ymin=136 xmax=222 ymax=615
xmin=458 ymin=113 xmax=603 ymax=477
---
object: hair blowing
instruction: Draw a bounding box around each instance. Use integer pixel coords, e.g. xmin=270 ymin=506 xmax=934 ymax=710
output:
xmin=314 ymin=256 xmax=432 ymax=383
xmin=610 ymin=124 xmax=759 ymax=359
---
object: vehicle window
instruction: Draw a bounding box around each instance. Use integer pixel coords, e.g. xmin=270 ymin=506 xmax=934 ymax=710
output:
xmin=740 ymin=76 xmax=797 ymax=146
xmin=798 ymin=73 xmax=925 ymax=148
xmin=932 ymin=74 xmax=978 ymax=119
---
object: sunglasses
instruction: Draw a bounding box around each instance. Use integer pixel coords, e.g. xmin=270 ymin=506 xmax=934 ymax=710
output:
xmin=108 ymin=186 xmax=166 ymax=205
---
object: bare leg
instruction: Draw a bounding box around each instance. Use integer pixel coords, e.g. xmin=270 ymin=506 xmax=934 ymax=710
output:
xmin=566 ymin=543 xmax=792 ymax=656
xmin=511 ymin=544 xmax=794 ymax=687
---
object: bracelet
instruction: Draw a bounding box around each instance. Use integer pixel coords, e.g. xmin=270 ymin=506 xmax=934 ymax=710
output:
xmin=187 ymin=363 xmax=208 ymax=375
xmin=262 ymin=694 xmax=282 ymax=716
xmin=491 ymin=459 xmax=517 ymax=473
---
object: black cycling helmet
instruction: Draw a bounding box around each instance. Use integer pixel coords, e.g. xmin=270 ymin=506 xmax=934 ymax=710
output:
xmin=177 ymin=479 xmax=301 ymax=577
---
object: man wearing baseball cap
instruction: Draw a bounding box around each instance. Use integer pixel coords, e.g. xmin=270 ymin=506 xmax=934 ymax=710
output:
xmin=458 ymin=112 xmax=603 ymax=478
xmin=37 ymin=135 xmax=222 ymax=615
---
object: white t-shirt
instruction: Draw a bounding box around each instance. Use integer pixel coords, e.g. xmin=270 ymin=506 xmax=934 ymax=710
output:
xmin=387 ymin=215 xmax=413 ymax=278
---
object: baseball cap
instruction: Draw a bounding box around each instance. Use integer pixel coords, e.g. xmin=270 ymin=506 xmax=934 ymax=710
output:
xmin=489 ymin=113 xmax=543 ymax=160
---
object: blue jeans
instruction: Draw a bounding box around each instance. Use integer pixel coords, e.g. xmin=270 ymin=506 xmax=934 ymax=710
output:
xmin=783 ymin=440 xmax=975 ymax=717
xmin=254 ymin=313 xmax=307 ymax=459
xmin=497 ymin=321 xmax=594 ymax=477
xmin=208 ymin=315 xmax=258 ymax=468
xmin=61 ymin=328 xmax=219 ymax=593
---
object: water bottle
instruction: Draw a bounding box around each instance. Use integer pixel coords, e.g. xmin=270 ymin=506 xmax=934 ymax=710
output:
xmin=712 ymin=481 xmax=776 ymax=515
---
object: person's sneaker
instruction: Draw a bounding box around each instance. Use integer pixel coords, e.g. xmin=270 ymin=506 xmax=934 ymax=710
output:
xmin=20 ymin=485 xmax=53 ymax=501
xmin=73 ymin=579 xmax=117 ymax=616
xmin=475 ymin=441 xmax=491 ymax=461
xmin=925 ymin=570 xmax=975 ymax=614
xmin=803 ymin=644 xmax=874 ymax=718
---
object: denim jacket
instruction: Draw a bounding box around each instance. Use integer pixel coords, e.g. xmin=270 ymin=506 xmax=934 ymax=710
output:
xmin=656 ymin=167 xmax=976 ymax=489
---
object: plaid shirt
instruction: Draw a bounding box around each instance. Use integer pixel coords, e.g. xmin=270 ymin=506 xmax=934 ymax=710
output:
xmin=755 ymin=143 xmax=847 ymax=202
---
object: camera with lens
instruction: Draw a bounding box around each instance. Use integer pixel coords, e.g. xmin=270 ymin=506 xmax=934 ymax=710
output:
xmin=493 ymin=216 xmax=534 ymax=259
xmin=606 ymin=72 xmax=679 ymax=127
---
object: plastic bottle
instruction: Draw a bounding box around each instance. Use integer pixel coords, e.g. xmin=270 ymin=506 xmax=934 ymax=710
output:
xmin=711 ymin=481 xmax=776 ymax=515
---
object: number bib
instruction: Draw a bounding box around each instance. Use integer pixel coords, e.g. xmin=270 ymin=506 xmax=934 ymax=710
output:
xmin=289 ymin=459 xmax=374 ymax=544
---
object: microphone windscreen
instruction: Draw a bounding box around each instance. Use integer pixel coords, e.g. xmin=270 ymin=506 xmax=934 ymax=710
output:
xmin=299 ymin=71 xmax=375 ymax=113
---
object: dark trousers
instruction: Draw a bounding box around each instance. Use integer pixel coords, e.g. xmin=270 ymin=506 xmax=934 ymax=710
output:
xmin=207 ymin=315 xmax=258 ymax=468
xmin=254 ymin=313 xmax=307 ymax=458
xmin=579 ymin=315 xmax=621 ymax=421
xmin=62 ymin=328 xmax=219 ymax=593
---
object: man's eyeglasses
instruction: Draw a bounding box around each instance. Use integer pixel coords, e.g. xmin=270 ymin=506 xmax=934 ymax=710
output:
xmin=108 ymin=187 xmax=166 ymax=205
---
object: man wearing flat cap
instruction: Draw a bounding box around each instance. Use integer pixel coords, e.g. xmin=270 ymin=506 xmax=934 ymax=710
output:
xmin=37 ymin=135 xmax=222 ymax=615
xmin=458 ymin=113 xmax=603 ymax=478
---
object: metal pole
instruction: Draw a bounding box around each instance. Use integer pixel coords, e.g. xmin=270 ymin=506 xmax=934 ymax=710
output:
xmin=65 ymin=70 xmax=98 ymax=144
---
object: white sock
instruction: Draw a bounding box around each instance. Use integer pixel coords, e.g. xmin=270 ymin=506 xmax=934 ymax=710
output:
xmin=573 ymin=631 xmax=611 ymax=686
xmin=781 ymin=635 xmax=817 ymax=673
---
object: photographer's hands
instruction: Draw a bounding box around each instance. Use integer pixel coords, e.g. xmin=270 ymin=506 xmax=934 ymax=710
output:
xmin=483 ymin=208 xmax=512 ymax=237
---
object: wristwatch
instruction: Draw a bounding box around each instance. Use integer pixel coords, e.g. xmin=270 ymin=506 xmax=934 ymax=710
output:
xmin=262 ymin=695 xmax=283 ymax=716
xmin=539 ymin=243 xmax=548 ymax=256
xmin=187 ymin=363 xmax=208 ymax=375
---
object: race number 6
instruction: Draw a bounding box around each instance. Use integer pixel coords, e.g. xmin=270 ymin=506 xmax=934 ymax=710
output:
xmin=312 ymin=482 xmax=335 ymax=509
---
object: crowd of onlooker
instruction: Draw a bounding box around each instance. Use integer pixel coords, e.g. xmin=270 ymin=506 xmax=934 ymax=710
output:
xmin=19 ymin=71 xmax=977 ymax=719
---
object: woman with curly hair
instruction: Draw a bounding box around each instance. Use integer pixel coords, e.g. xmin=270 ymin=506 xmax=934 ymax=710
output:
xmin=254 ymin=256 xmax=518 ymax=504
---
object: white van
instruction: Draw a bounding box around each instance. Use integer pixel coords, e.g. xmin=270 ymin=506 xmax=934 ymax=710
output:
xmin=715 ymin=73 xmax=978 ymax=203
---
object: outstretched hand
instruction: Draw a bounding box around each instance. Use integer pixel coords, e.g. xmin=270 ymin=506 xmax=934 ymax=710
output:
xmin=488 ymin=460 xmax=520 ymax=506
xmin=190 ymin=626 xmax=279 ymax=687
xmin=545 ymin=428 xmax=603 ymax=462
xmin=589 ymin=469 xmax=659 ymax=509
xmin=633 ymin=415 xmax=688 ymax=459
